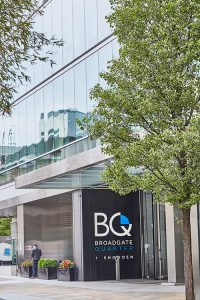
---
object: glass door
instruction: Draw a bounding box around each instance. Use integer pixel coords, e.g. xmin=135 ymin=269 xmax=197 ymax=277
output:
xmin=140 ymin=191 xmax=167 ymax=279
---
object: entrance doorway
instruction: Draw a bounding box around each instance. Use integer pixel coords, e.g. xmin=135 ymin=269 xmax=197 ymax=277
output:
xmin=140 ymin=191 xmax=168 ymax=280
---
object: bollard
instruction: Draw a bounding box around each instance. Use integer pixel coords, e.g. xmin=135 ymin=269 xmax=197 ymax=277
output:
xmin=115 ymin=256 xmax=120 ymax=281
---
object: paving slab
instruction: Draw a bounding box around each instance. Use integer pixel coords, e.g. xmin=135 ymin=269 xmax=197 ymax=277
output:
xmin=0 ymin=276 xmax=185 ymax=300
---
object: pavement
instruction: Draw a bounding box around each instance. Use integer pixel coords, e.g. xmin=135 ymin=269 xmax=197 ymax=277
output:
xmin=0 ymin=276 xmax=186 ymax=300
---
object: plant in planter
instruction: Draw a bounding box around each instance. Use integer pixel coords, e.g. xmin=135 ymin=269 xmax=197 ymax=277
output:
xmin=38 ymin=259 xmax=58 ymax=280
xmin=57 ymin=259 xmax=75 ymax=281
xmin=19 ymin=260 xmax=33 ymax=278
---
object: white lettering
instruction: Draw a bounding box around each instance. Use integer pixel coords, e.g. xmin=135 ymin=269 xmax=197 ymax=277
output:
xmin=94 ymin=213 xmax=109 ymax=237
xmin=109 ymin=213 xmax=132 ymax=237
xmin=94 ymin=212 xmax=132 ymax=237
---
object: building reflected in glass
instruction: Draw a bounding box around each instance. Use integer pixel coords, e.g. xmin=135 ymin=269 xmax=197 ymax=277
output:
xmin=0 ymin=0 xmax=119 ymax=183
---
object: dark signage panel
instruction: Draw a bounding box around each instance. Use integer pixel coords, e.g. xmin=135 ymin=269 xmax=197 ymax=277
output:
xmin=82 ymin=189 xmax=141 ymax=281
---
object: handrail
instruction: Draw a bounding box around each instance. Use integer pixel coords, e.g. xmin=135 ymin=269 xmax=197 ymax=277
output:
xmin=0 ymin=135 xmax=91 ymax=175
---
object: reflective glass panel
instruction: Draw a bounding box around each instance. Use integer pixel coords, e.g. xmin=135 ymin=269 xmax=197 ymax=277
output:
xmin=73 ymin=0 xmax=86 ymax=57
xmin=18 ymin=100 xmax=27 ymax=163
xmin=62 ymin=0 xmax=74 ymax=65
xmin=35 ymin=88 xmax=45 ymax=156
xmin=52 ymin=0 xmax=63 ymax=72
xmin=0 ymin=116 xmax=5 ymax=170
xmin=53 ymin=76 xmax=64 ymax=148
xmin=97 ymin=0 xmax=111 ymax=41
xmin=112 ymin=39 xmax=120 ymax=59
xmin=4 ymin=115 xmax=12 ymax=168
xmin=26 ymin=63 xmax=35 ymax=90
xmin=44 ymin=82 xmax=54 ymax=152
xmin=11 ymin=105 xmax=19 ymax=167
xmin=34 ymin=13 xmax=44 ymax=85
xmin=63 ymin=68 xmax=76 ymax=143
xmin=42 ymin=2 xmax=53 ymax=79
xmin=85 ymin=0 xmax=98 ymax=50
xmin=98 ymin=42 xmax=112 ymax=87
xmin=26 ymin=95 xmax=36 ymax=160
xmin=74 ymin=61 xmax=87 ymax=139
xmin=86 ymin=52 xmax=99 ymax=112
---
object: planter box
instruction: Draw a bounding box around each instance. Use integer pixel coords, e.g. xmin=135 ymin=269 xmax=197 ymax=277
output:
xmin=57 ymin=268 xmax=75 ymax=281
xmin=0 ymin=265 xmax=16 ymax=276
xmin=19 ymin=266 xmax=32 ymax=278
xmin=38 ymin=267 xmax=57 ymax=280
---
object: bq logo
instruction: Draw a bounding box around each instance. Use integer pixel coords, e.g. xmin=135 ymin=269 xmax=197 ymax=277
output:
xmin=94 ymin=212 xmax=132 ymax=237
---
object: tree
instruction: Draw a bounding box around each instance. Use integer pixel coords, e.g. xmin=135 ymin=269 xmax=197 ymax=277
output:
xmin=0 ymin=0 xmax=62 ymax=115
xmin=0 ymin=218 xmax=11 ymax=236
xmin=85 ymin=1 xmax=199 ymax=299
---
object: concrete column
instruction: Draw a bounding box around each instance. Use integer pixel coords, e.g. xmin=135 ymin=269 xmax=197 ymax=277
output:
xmin=165 ymin=204 xmax=184 ymax=283
xmin=191 ymin=205 xmax=200 ymax=292
xmin=11 ymin=217 xmax=18 ymax=241
xmin=11 ymin=216 xmax=18 ymax=272
xmin=72 ymin=190 xmax=84 ymax=281
xmin=17 ymin=205 xmax=24 ymax=263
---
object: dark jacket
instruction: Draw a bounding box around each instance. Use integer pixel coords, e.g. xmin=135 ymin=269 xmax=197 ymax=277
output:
xmin=31 ymin=248 xmax=42 ymax=261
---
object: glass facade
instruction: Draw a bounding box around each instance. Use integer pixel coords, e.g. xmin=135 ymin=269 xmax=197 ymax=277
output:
xmin=15 ymin=0 xmax=112 ymax=97
xmin=0 ymin=0 xmax=117 ymax=185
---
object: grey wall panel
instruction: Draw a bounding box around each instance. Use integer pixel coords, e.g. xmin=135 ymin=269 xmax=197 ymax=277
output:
xmin=191 ymin=205 xmax=200 ymax=289
xmin=174 ymin=207 xmax=184 ymax=283
xmin=72 ymin=190 xmax=84 ymax=281
xmin=165 ymin=204 xmax=184 ymax=283
xmin=17 ymin=205 xmax=24 ymax=263
xmin=24 ymin=193 xmax=73 ymax=260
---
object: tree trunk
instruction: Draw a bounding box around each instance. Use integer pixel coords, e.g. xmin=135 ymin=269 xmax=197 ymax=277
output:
xmin=181 ymin=207 xmax=195 ymax=300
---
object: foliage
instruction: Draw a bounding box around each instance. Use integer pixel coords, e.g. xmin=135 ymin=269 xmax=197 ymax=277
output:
xmin=86 ymin=0 xmax=200 ymax=209
xmin=58 ymin=259 xmax=75 ymax=270
xmin=0 ymin=218 xmax=11 ymax=236
xmin=0 ymin=0 xmax=63 ymax=115
xmin=83 ymin=1 xmax=199 ymax=299
xmin=21 ymin=259 xmax=33 ymax=267
xmin=38 ymin=258 xmax=58 ymax=268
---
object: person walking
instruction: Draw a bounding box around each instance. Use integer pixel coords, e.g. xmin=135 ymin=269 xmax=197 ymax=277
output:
xmin=31 ymin=243 xmax=42 ymax=279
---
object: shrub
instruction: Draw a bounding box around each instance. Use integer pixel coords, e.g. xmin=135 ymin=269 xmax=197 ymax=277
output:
xmin=20 ymin=260 xmax=32 ymax=267
xmin=58 ymin=259 xmax=74 ymax=269
xmin=38 ymin=258 xmax=58 ymax=268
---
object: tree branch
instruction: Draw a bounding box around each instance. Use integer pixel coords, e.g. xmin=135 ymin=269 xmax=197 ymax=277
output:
xmin=146 ymin=166 xmax=178 ymax=192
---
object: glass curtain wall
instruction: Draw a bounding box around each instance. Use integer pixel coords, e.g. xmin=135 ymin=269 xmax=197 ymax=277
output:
xmin=0 ymin=39 xmax=118 ymax=184
xmin=16 ymin=0 xmax=112 ymax=97
xmin=0 ymin=0 xmax=117 ymax=185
